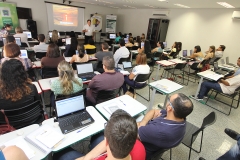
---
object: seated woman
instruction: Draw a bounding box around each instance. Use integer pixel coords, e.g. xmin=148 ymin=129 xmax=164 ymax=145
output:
xmin=70 ymin=44 xmax=89 ymax=63
xmin=188 ymin=45 xmax=204 ymax=61
xmin=13 ymin=26 xmax=30 ymax=47
xmin=41 ymin=43 xmax=65 ymax=68
xmin=125 ymin=37 xmax=134 ymax=47
xmin=0 ymin=59 xmax=39 ymax=109
xmin=84 ymin=38 xmax=96 ymax=50
xmin=1 ymin=43 xmax=32 ymax=71
xmin=161 ymin=42 xmax=177 ymax=59
xmin=151 ymin=41 xmax=164 ymax=53
xmin=122 ymin=53 xmax=150 ymax=94
xmin=140 ymin=33 xmax=145 ymax=41
xmin=64 ymin=37 xmax=78 ymax=57
xmin=49 ymin=30 xmax=63 ymax=46
xmin=134 ymin=36 xmax=141 ymax=48
xmin=204 ymin=45 xmax=215 ymax=60
xmin=115 ymin=32 xmax=122 ymax=43
xmin=50 ymin=60 xmax=83 ymax=95
xmin=138 ymin=40 xmax=151 ymax=54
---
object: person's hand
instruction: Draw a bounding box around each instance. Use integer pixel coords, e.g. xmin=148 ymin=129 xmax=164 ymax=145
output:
xmin=75 ymin=156 xmax=85 ymax=160
xmin=153 ymin=109 xmax=161 ymax=119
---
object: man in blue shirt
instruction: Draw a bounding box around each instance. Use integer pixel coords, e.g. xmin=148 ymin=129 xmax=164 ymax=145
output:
xmin=137 ymin=93 xmax=194 ymax=159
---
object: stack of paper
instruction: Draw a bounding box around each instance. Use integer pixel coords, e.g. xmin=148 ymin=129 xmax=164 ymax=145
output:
xmin=156 ymin=60 xmax=175 ymax=66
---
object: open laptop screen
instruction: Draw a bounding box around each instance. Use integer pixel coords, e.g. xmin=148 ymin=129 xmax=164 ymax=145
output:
xmin=163 ymin=42 xmax=167 ymax=48
xmin=23 ymin=31 xmax=32 ymax=38
xmin=109 ymin=34 xmax=116 ymax=39
xmin=190 ymin=50 xmax=193 ymax=55
xmin=56 ymin=95 xmax=85 ymax=117
xmin=15 ymin=37 xmax=21 ymax=46
xmin=77 ymin=63 xmax=94 ymax=74
xmin=122 ymin=62 xmax=132 ymax=69
xmin=20 ymin=50 xmax=28 ymax=58
xmin=182 ymin=50 xmax=187 ymax=57
xmin=66 ymin=38 xmax=71 ymax=45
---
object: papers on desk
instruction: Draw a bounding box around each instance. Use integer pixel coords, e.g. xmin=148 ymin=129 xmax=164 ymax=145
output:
xmin=120 ymin=70 xmax=130 ymax=75
xmin=2 ymin=136 xmax=35 ymax=159
xmin=25 ymin=124 xmax=64 ymax=154
xmin=103 ymin=99 xmax=131 ymax=115
xmin=203 ymin=73 xmax=224 ymax=81
xmin=169 ymin=59 xmax=186 ymax=63
xmin=104 ymin=104 xmax=120 ymax=114
xmin=154 ymin=84 xmax=171 ymax=92
xmin=156 ymin=60 xmax=175 ymax=66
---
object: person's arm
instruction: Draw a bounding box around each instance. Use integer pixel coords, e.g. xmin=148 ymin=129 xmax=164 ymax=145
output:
xmin=204 ymin=52 xmax=211 ymax=60
xmin=188 ymin=53 xmax=197 ymax=59
xmin=70 ymin=55 xmax=76 ymax=64
xmin=128 ymin=72 xmax=136 ymax=80
xmin=76 ymin=140 xmax=107 ymax=160
xmin=219 ymin=79 xmax=230 ymax=86
xmin=138 ymin=47 xmax=144 ymax=54
xmin=151 ymin=47 xmax=157 ymax=53
xmin=138 ymin=109 xmax=161 ymax=128
xmin=3 ymin=146 xmax=28 ymax=160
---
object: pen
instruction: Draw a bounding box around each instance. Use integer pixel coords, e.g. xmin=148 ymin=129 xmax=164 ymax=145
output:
xmin=76 ymin=125 xmax=91 ymax=133
xmin=119 ymin=100 xmax=126 ymax=106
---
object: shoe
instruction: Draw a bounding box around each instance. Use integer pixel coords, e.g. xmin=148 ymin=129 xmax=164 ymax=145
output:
xmin=190 ymin=95 xmax=203 ymax=101
xmin=199 ymin=158 xmax=206 ymax=160
xmin=225 ymin=128 xmax=239 ymax=141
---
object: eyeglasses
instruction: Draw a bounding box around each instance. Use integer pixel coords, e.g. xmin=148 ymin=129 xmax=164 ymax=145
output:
xmin=168 ymin=98 xmax=175 ymax=110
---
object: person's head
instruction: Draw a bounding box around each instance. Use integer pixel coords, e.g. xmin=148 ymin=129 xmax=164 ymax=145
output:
xmin=141 ymin=33 xmax=145 ymax=37
xmin=70 ymin=37 xmax=78 ymax=49
xmin=118 ymin=32 xmax=122 ymax=37
xmin=129 ymin=33 xmax=132 ymax=37
xmin=166 ymin=93 xmax=193 ymax=119
xmin=58 ymin=60 xmax=81 ymax=95
xmin=128 ymin=37 xmax=134 ymax=44
xmin=217 ymin=45 xmax=226 ymax=51
xmin=209 ymin=45 xmax=215 ymax=53
xmin=2 ymin=24 xmax=12 ymax=31
xmin=0 ymin=59 xmax=31 ymax=101
xmin=3 ymin=43 xmax=20 ymax=58
xmin=77 ymin=44 xmax=85 ymax=58
xmin=87 ymin=19 xmax=91 ymax=26
xmin=46 ymin=43 xmax=60 ymax=58
xmin=103 ymin=56 xmax=115 ymax=71
xmin=136 ymin=36 xmax=141 ymax=43
xmin=136 ymin=53 xmax=147 ymax=65
xmin=88 ymin=38 xmax=94 ymax=45
xmin=6 ymin=35 xmax=15 ymax=44
xmin=119 ymin=39 xmax=125 ymax=47
xmin=102 ymin=42 xmax=109 ymax=51
xmin=144 ymin=40 xmax=151 ymax=53
xmin=52 ymin=30 xmax=59 ymax=43
xmin=15 ymin=26 xmax=23 ymax=33
xmin=104 ymin=109 xmax=137 ymax=159
xmin=176 ymin=42 xmax=182 ymax=52
xmin=237 ymin=57 xmax=240 ymax=67
xmin=172 ymin=42 xmax=177 ymax=48
xmin=69 ymin=31 xmax=76 ymax=38
xmin=38 ymin=34 xmax=45 ymax=42
xmin=194 ymin=45 xmax=201 ymax=53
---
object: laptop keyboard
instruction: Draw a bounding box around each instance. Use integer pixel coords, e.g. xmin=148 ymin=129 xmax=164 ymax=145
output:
xmin=79 ymin=73 xmax=96 ymax=80
xmin=59 ymin=111 xmax=92 ymax=128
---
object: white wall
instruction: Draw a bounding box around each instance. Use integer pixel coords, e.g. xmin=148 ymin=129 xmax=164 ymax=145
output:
xmin=8 ymin=0 xmax=117 ymax=39
xmin=117 ymin=9 xmax=240 ymax=63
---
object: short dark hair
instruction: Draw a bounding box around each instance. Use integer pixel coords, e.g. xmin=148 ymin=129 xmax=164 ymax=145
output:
xmin=159 ymin=41 xmax=164 ymax=49
xmin=119 ymin=39 xmax=125 ymax=46
xmin=194 ymin=45 xmax=201 ymax=53
xmin=103 ymin=56 xmax=115 ymax=70
xmin=88 ymin=38 xmax=94 ymax=45
xmin=87 ymin=19 xmax=91 ymax=23
xmin=171 ymin=93 xmax=193 ymax=119
xmin=6 ymin=35 xmax=15 ymax=44
xmin=102 ymin=42 xmax=109 ymax=50
xmin=220 ymin=45 xmax=226 ymax=51
xmin=47 ymin=43 xmax=60 ymax=58
xmin=4 ymin=43 xmax=21 ymax=58
xmin=38 ymin=34 xmax=45 ymax=42
xmin=104 ymin=109 xmax=137 ymax=159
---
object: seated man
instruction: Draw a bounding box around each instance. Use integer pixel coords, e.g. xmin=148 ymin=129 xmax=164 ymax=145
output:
xmin=113 ymin=39 xmax=130 ymax=67
xmin=215 ymin=45 xmax=226 ymax=58
xmin=95 ymin=42 xmax=113 ymax=62
xmin=33 ymin=34 xmax=49 ymax=53
xmin=193 ymin=64 xmax=240 ymax=100
xmin=138 ymin=93 xmax=194 ymax=159
xmin=86 ymin=56 xmax=124 ymax=104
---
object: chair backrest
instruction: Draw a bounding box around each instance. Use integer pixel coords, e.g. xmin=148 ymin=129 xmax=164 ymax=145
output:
xmin=96 ymin=61 xmax=104 ymax=73
xmin=0 ymin=100 xmax=45 ymax=129
xmin=41 ymin=67 xmax=58 ymax=78
xmin=201 ymin=112 xmax=216 ymax=130
xmin=56 ymin=88 xmax=87 ymax=101
xmin=149 ymin=149 xmax=169 ymax=160
xmin=35 ymin=52 xmax=46 ymax=59
xmin=172 ymin=51 xmax=180 ymax=58
xmin=21 ymin=42 xmax=28 ymax=47
xmin=96 ymin=88 xmax=120 ymax=104
xmin=132 ymin=46 xmax=138 ymax=50
xmin=118 ymin=57 xmax=129 ymax=64
xmin=135 ymin=72 xmax=152 ymax=83
xmin=190 ymin=62 xmax=200 ymax=70
xmin=86 ymin=48 xmax=96 ymax=55
xmin=209 ymin=57 xmax=221 ymax=65
xmin=154 ymin=52 xmax=162 ymax=58
xmin=175 ymin=63 xmax=187 ymax=70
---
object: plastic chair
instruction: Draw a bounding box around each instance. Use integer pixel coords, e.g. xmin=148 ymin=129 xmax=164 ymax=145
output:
xmin=35 ymin=52 xmax=46 ymax=59
xmin=149 ymin=148 xmax=171 ymax=160
xmin=0 ymin=100 xmax=45 ymax=129
xmin=96 ymin=88 xmax=120 ymax=104
xmin=182 ymin=112 xmax=216 ymax=160
xmin=41 ymin=67 xmax=58 ymax=78
xmin=165 ymin=63 xmax=187 ymax=85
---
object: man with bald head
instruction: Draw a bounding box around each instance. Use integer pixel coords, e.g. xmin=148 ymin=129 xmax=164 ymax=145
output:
xmin=138 ymin=93 xmax=194 ymax=159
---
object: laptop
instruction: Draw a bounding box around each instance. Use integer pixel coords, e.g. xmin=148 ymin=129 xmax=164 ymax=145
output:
xmin=109 ymin=34 xmax=116 ymax=39
xmin=221 ymin=59 xmax=225 ymax=65
xmin=124 ymin=38 xmax=128 ymax=44
xmin=76 ymin=63 xmax=96 ymax=81
xmin=182 ymin=50 xmax=187 ymax=57
xmin=20 ymin=49 xmax=28 ymax=59
xmin=2 ymin=37 xmax=21 ymax=46
xmin=141 ymin=42 xmax=144 ymax=48
xmin=163 ymin=42 xmax=167 ymax=48
xmin=190 ymin=50 xmax=193 ymax=55
xmin=55 ymin=94 xmax=95 ymax=134
xmin=23 ymin=31 xmax=33 ymax=41
xmin=66 ymin=38 xmax=71 ymax=45
xmin=49 ymin=31 xmax=60 ymax=38
xmin=122 ymin=61 xmax=132 ymax=69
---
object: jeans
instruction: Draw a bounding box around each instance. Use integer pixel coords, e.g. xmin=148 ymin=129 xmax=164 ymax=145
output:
xmin=122 ymin=76 xmax=146 ymax=94
xmin=53 ymin=132 xmax=104 ymax=160
xmin=198 ymin=81 xmax=222 ymax=99
xmin=217 ymin=136 xmax=240 ymax=160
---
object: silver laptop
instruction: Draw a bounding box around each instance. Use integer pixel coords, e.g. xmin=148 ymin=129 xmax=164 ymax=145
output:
xmin=2 ymin=37 xmax=21 ymax=46
xmin=20 ymin=49 xmax=28 ymax=58
xmin=56 ymin=94 xmax=94 ymax=134
xmin=76 ymin=63 xmax=96 ymax=81
xmin=122 ymin=61 xmax=132 ymax=69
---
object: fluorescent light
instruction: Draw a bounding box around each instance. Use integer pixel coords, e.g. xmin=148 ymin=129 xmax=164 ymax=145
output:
xmin=174 ymin=4 xmax=190 ymax=8
xmin=123 ymin=5 xmax=136 ymax=9
xmin=217 ymin=2 xmax=235 ymax=8
xmin=144 ymin=4 xmax=157 ymax=8
xmin=158 ymin=0 xmax=167 ymax=1
xmin=109 ymin=6 xmax=120 ymax=9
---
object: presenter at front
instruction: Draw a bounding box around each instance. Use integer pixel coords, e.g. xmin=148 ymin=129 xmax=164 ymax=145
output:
xmin=83 ymin=19 xmax=94 ymax=44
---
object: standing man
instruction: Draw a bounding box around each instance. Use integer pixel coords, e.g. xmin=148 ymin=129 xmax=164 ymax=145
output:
xmin=83 ymin=19 xmax=94 ymax=44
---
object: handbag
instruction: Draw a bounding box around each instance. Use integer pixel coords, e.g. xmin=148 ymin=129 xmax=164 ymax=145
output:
xmin=0 ymin=110 xmax=15 ymax=135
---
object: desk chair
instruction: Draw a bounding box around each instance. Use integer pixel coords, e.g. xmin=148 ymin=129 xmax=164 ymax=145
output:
xmin=0 ymin=100 xmax=45 ymax=129
xmin=165 ymin=63 xmax=187 ymax=85
xmin=35 ymin=52 xmax=46 ymax=59
xmin=86 ymin=48 xmax=96 ymax=55
xmin=149 ymin=148 xmax=171 ymax=160
xmin=96 ymin=61 xmax=104 ymax=73
xmin=21 ymin=42 xmax=28 ymax=47
xmin=96 ymin=88 xmax=120 ymax=104
xmin=205 ymin=86 xmax=240 ymax=115
xmin=209 ymin=57 xmax=221 ymax=66
xmin=148 ymin=52 xmax=163 ymax=71
xmin=182 ymin=112 xmax=216 ymax=160
xmin=130 ymin=72 xmax=152 ymax=101
xmin=183 ymin=62 xmax=201 ymax=85
xmin=41 ymin=67 xmax=58 ymax=79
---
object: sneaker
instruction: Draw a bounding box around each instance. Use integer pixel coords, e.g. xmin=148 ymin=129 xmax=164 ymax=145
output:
xmin=190 ymin=95 xmax=203 ymax=101
xmin=224 ymin=128 xmax=240 ymax=141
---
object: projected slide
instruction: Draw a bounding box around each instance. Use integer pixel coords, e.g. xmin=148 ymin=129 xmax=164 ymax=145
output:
xmin=53 ymin=4 xmax=78 ymax=26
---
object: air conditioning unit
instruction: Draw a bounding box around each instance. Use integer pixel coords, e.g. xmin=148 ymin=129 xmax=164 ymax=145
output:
xmin=152 ymin=10 xmax=170 ymax=17
xmin=232 ymin=11 xmax=240 ymax=19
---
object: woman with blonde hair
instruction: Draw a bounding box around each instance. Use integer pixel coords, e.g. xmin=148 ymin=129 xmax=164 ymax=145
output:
xmin=50 ymin=60 xmax=83 ymax=95
xmin=50 ymin=30 xmax=63 ymax=46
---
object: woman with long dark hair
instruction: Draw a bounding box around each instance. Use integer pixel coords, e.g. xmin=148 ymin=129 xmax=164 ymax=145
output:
xmin=70 ymin=44 xmax=89 ymax=63
xmin=64 ymin=37 xmax=78 ymax=57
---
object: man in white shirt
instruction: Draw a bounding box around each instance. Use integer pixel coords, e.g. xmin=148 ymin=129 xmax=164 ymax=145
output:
xmin=215 ymin=45 xmax=226 ymax=58
xmin=13 ymin=26 xmax=30 ymax=47
xmin=113 ymin=39 xmax=130 ymax=67
xmin=82 ymin=19 xmax=94 ymax=44
xmin=33 ymin=34 xmax=49 ymax=53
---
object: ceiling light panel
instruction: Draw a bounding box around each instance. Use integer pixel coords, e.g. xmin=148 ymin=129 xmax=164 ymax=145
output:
xmin=144 ymin=4 xmax=157 ymax=8
xmin=174 ymin=4 xmax=190 ymax=8
xmin=217 ymin=2 xmax=235 ymax=8
xmin=122 ymin=0 xmax=135 ymax=3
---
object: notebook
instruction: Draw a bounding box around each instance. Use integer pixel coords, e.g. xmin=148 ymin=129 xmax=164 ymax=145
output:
xmin=55 ymin=94 xmax=95 ymax=134
xmin=76 ymin=63 xmax=96 ymax=81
